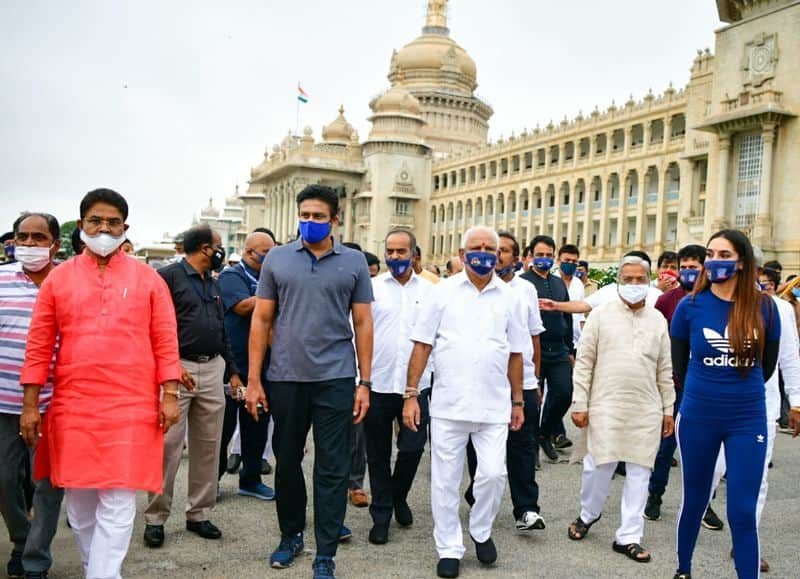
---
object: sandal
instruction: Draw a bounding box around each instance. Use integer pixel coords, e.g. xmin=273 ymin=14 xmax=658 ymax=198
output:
xmin=612 ymin=541 xmax=651 ymax=563
xmin=567 ymin=514 xmax=601 ymax=540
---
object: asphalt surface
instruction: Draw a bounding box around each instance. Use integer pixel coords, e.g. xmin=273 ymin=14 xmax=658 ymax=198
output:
xmin=23 ymin=425 xmax=800 ymax=578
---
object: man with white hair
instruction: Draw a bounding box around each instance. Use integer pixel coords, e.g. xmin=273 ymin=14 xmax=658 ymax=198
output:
xmin=567 ymin=255 xmax=675 ymax=565
xmin=403 ymin=226 xmax=527 ymax=579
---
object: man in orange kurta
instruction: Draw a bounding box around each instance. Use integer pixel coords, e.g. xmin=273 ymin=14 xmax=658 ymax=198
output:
xmin=19 ymin=189 xmax=182 ymax=579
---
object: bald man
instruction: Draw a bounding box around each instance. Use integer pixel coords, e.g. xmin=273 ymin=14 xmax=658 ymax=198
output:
xmin=217 ymin=232 xmax=276 ymax=501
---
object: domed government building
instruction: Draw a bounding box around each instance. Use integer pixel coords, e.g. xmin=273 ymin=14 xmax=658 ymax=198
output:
xmin=200 ymin=0 xmax=800 ymax=270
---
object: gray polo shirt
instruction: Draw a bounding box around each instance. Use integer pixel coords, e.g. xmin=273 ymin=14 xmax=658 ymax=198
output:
xmin=256 ymin=238 xmax=373 ymax=382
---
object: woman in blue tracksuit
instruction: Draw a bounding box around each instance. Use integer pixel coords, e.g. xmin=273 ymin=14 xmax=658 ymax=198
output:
xmin=670 ymin=230 xmax=779 ymax=579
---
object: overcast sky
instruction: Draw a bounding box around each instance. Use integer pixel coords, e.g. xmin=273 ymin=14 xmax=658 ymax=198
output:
xmin=1 ymin=0 xmax=722 ymax=244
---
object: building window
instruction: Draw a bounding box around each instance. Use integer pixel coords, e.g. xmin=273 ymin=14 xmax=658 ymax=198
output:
xmin=395 ymin=200 xmax=411 ymax=216
xmin=735 ymin=134 xmax=763 ymax=229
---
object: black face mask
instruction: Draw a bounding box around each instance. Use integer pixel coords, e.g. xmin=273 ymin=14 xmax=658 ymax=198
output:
xmin=208 ymin=246 xmax=225 ymax=271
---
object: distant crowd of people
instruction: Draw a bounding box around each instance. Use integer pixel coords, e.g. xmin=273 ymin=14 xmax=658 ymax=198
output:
xmin=1 ymin=185 xmax=798 ymax=579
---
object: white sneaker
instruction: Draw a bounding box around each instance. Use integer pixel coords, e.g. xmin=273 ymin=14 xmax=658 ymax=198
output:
xmin=515 ymin=511 xmax=546 ymax=531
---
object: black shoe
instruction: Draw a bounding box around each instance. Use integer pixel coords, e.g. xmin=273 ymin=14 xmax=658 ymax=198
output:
xmin=261 ymin=459 xmax=272 ymax=475
xmin=7 ymin=550 xmax=23 ymax=578
xmin=186 ymin=520 xmax=222 ymax=539
xmin=394 ymin=499 xmax=413 ymax=527
xmin=143 ymin=524 xmax=164 ymax=548
xmin=614 ymin=462 xmax=627 ymax=477
xmin=553 ymin=434 xmax=573 ymax=450
xmin=702 ymin=506 xmax=724 ymax=531
xmin=644 ymin=494 xmax=662 ymax=521
xmin=368 ymin=522 xmax=389 ymax=545
xmin=539 ymin=437 xmax=559 ymax=462
xmin=226 ymin=453 xmax=241 ymax=474
xmin=437 ymin=558 xmax=460 ymax=578
xmin=673 ymin=573 xmax=692 ymax=579
xmin=25 ymin=573 xmax=48 ymax=579
xmin=471 ymin=535 xmax=497 ymax=565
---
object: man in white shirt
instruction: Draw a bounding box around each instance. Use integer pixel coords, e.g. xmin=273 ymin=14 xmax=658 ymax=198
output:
xmin=552 ymin=244 xmax=585 ymax=451
xmin=403 ymin=226 xmax=527 ymax=579
xmin=464 ymin=231 xmax=547 ymax=532
xmin=364 ymin=229 xmax=434 ymax=546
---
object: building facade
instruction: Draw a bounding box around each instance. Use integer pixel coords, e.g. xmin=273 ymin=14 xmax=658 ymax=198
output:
xmin=204 ymin=0 xmax=799 ymax=270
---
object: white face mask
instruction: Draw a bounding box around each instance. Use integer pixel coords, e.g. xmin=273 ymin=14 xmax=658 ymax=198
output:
xmin=618 ymin=283 xmax=649 ymax=305
xmin=80 ymin=229 xmax=125 ymax=257
xmin=14 ymin=246 xmax=53 ymax=272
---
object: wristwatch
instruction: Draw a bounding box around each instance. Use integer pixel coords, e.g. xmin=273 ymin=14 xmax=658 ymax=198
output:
xmin=511 ymin=400 xmax=525 ymax=408
xmin=358 ymin=379 xmax=372 ymax=390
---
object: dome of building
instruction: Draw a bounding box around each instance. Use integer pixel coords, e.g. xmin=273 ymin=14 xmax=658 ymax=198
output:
xmin=322 ymin=106 xmax=354 ymax=144
xmin=372 ymin=86 xmax=422 ymax=116
xmin=200 ymin=197 xmax=220 ymax=218
xmin=394 ymin=33 xmax=476 ymax=85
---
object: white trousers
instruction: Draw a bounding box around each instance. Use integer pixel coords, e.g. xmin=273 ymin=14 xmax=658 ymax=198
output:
xmin=431 ymin=417 xmax=508 ymax=559
xmin=231 ymin=415 xmax=273 ymax=460
xmin=579 ymin=454 xmax=650 ymax=545
xmin=712 ymin=422 xmax=776 ymax=526
xmin=66 ymin=488 xmax=137 ymax=579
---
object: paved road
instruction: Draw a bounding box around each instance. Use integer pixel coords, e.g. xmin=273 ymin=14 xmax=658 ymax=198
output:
xmin=35 ymin=426 xmax=799 ymax=578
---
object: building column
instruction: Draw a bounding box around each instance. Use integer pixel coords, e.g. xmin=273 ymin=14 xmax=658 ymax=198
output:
xmin=343 ymin=188 xmax=353 ymax=242
xmin=752 ymin=123 xmax=776 ymax=247
xmin=606 ymin=131 xmax=614 ymax=159
xmin=654 ymin=161 xmax=668 ymax=255
xmin=664 ymin=116 xmax=673 ymax=143
xmin=634 ymin=168 xmax=646 ymax=249
xmin=711 ymin=133 xmax=732 ymax=231
xmin=676 ymin=159 xmax=694 ymax=247
xmin=643 ymin=122 xmax=651 ymax=154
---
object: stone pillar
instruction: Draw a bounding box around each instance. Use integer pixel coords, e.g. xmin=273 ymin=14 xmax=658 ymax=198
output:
xmin=711 ymin=133 xmax=732 ymax=231
xmin=598 ymin=175 xmax=609 ymax=260
xmin=634 ymin=168 xmax=646 ymax=249
xmin=664 ymin=116 xmax=673 ymax=143
xmin=654 ymin=161 xmax=668 ymax=255
xmin=607 ymin=131 xmax=614 ymax=158
xmin=343 ymin=189 xmax=353 ymax=242
xmin=676 ymin=159 xmax=694 ymax=247
xmin=752 ymin=123 xmax=776 ymax=247
xmin=643 ymin=122 xmax=652 ymax=154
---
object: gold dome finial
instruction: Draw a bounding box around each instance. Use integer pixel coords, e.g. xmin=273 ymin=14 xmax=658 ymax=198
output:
xmin=426 ymin=0 xmax=448 ymax=29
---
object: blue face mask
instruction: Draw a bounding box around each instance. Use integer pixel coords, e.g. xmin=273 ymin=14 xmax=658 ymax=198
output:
xmin=254 ymin=251 xmax=267 ymax=264
xmin=704 ymin=259 xmax=738 ymax=283
xmin=465 ymin=251 xmax=497 ymax=277
xmin=559 ymin=262 xmax=577 ymax=277
xmin=679 ymin=268 xmax=699 ymax=290
xmin=385 ymin=258 xmax=412 ymax=278
xmin=792 ymin=288 xmax=800 ymax=299
xmin=496 ymin=264 xmax=514 ymax=278
xmin=513 ymin=261 xmax=523 ymax=272
xmin=533 ymin=257 xmax=554 ymax=272
xmin=575 ymin=270 xmax=586 ymax=280
xmin=3 ymin=245 xmax=14 ymax=258
xmin=298 ymin=220 xmax=331 ymax=244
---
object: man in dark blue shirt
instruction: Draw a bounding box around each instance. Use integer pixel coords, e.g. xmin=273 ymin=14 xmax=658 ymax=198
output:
xmin=217 ymin=231 xmax=276 ymax=501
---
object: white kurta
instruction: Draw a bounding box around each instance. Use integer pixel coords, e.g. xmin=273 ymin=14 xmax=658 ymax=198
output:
xmin=571 ymin=297 xmax=675 ymax=468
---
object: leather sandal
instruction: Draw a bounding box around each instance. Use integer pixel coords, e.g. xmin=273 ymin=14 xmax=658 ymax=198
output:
xmin=612 ymin=541 xmax=651 ymax=563
xmin=567 ymin=514 xmax=601 ymax=540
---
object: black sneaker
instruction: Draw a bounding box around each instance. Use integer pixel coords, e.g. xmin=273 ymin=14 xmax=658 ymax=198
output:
xmin=702 ymin=505 xmax=724 ymax=530
xmin=539 ymin=437 xmax=559 ymax=462
xmin=225 ymin=453 xmax=241 ymax=474
xmin=394 ymin=499 xmax=413 ymax=527
xmin=471 ymin=535 xmax=497 ymax=565
xmin=644 ymin=494 xmax=662 ymax=521
xmin=7 ymin=550 xmax=23 ymax=579
xmin=437 ymin=558 xmax=460 ymax=578
xmin=143 ymin=524 xmax=165 ymax=548
xmin=553 ymin=434 xmax=573 ymax=450
xmin=368 ymin=522 xmax=389 ymax=545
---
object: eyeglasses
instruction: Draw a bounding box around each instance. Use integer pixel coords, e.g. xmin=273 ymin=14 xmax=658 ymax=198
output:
xmin=84 ymin=217 xmax=124 ymax=229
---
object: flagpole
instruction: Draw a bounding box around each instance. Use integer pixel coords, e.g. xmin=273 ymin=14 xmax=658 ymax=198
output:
xmin=295 ymin=80 xmax=301 ymax=136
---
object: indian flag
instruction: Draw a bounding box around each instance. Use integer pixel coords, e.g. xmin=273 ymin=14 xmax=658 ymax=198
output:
xmin=297 ymin=84 xmax=308 ymax=103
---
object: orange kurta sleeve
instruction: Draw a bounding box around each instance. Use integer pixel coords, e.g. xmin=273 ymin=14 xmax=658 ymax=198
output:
xmin=20 ymin=274 xmax=58 ymax=387
xmin=149 ymin=273 xmax=181 ymax=384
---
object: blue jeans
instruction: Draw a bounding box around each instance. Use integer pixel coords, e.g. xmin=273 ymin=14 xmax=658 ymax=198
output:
xmin=648 ymin=387 xmax=682 ymax=497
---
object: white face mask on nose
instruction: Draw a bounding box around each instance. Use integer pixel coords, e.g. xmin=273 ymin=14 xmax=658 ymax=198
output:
xmin=618 ymin=283 xmax=649 ymax=305
xmin=14 ymin=246 xmax=53 ymax=272
xmin=80 ymin=229 xmax=125 ymax=257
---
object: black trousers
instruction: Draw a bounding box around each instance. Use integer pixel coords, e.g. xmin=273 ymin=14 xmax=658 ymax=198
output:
xmin=364 ymin=391 xmax=429 ymax=525
xmin=538 ymin=358 xmax=573 ymax=438
xmin=218 ymin=394 xmax=269 ymax=488
xmin=270 ymin=378 xmax=354 ymax=557
xmin=467 ymin=389 xmax=541 ymax=518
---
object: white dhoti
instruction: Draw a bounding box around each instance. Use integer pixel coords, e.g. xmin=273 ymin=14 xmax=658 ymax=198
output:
xmin=430 ymin=417 xmax=507 ymax=559
xmin=66 ymin=488 xmax=137 ymax=579
xmin=579 ymin=453 xmax=650 ymax=544
xmin=711 ymin=422 xmax=777 ymax=526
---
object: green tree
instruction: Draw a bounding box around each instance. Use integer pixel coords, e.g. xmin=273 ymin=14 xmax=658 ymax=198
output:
xmin=59 ymin=220 xmax=78 ymax=258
